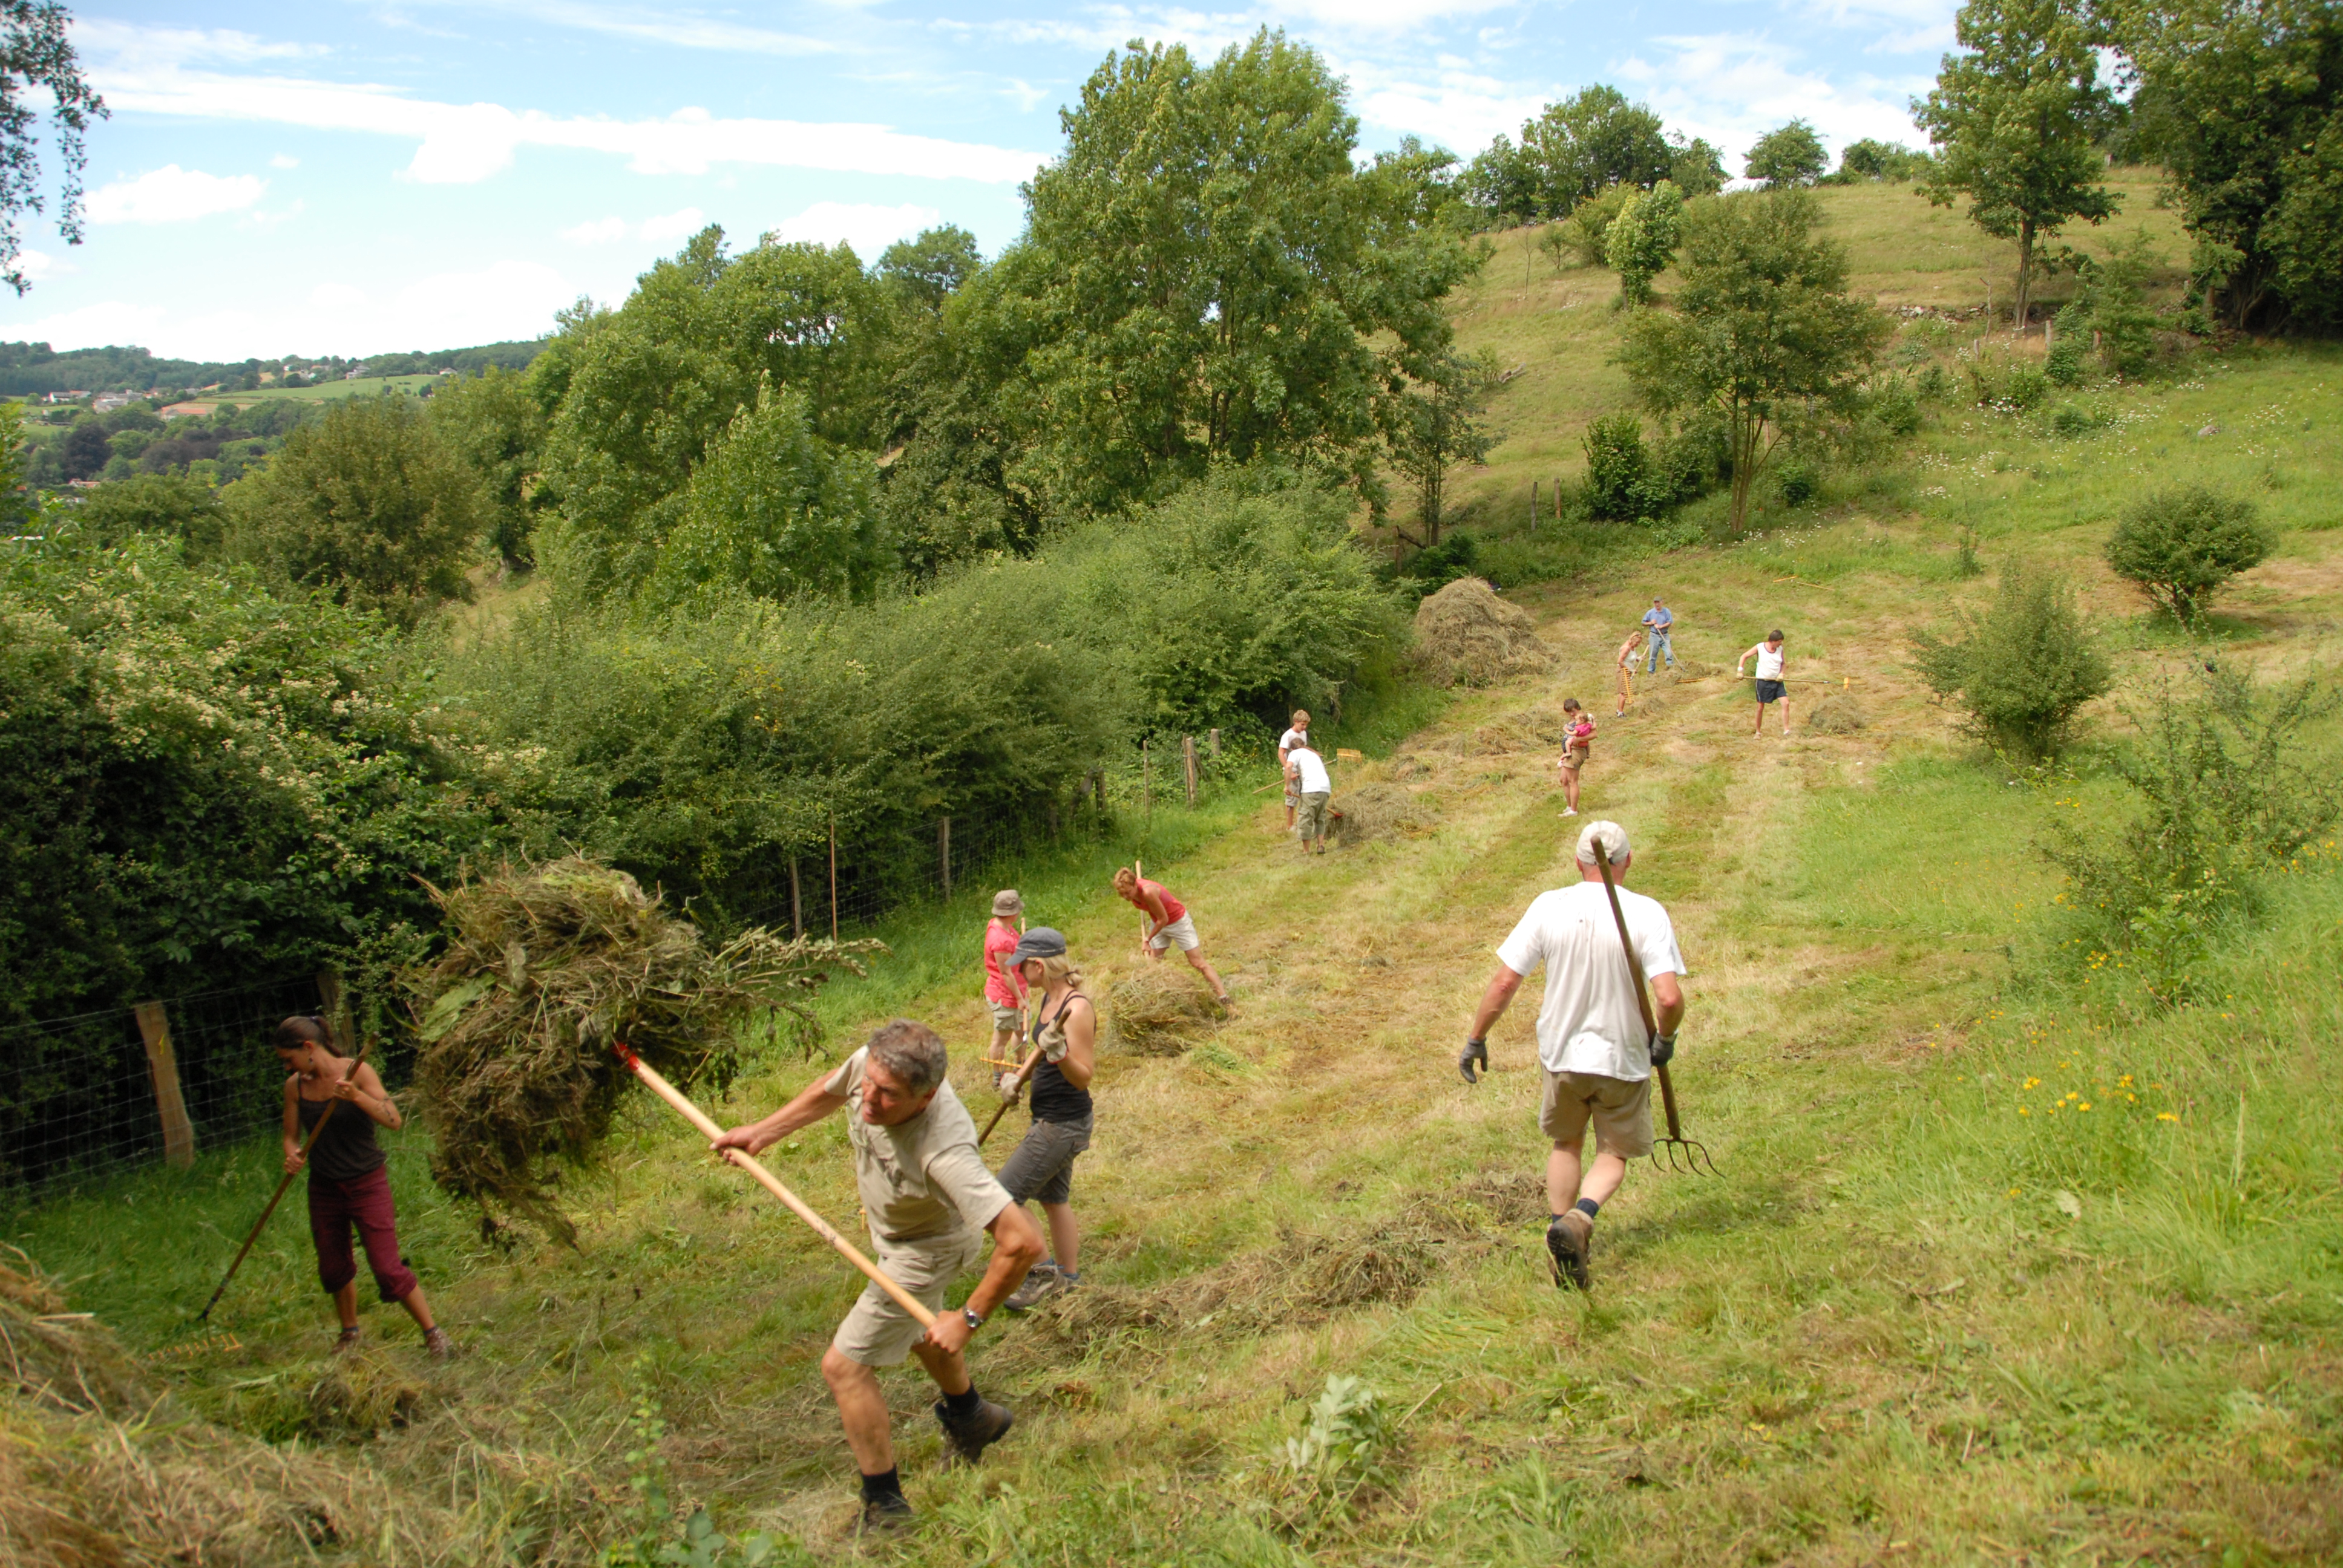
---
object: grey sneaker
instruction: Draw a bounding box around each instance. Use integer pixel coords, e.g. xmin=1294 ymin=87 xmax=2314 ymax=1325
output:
xmin=424 ymin=1327 xmax=456 ymax=1360
xmin=859 ymin=1492 xmax=914 ymax=1533
xmin=1545 ymin=1211 xmax=1593 ymax=1292
xmin=333 ymin=1327 xmax=362 ymax=1355
xmin=1003 ymin=1261 xmax=1071 ymax=1314
xmin=934 ymin=1396 xmax=1014 ymax=1466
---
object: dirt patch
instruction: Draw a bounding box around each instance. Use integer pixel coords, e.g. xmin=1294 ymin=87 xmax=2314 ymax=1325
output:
xmin=1412 ymin=578 xmax=1556 ymax=687
xmin=1332 ymin=784 xmax=1441 ymax=848
xmin=1804 ymin=695 xmax=1870 ymax=735
xmin=1104 ymin=966 xmax=1224 ymax=1056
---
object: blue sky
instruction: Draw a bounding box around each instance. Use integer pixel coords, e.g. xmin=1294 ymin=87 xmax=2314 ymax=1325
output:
xmin=2 ymin=0 xmax=1956 ymax=362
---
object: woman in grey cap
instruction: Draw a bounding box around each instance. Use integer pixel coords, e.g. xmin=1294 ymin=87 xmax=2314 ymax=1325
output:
xmin=992 ymin=926 xmax=1095 ymax=1312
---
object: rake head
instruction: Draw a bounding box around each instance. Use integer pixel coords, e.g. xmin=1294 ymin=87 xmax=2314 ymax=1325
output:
xmin=1650 ymin=1134 xmax=1722 ymax=1177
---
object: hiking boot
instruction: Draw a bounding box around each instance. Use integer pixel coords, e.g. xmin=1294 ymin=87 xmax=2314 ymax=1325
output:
xmin=1004 ymin=1261 xmax=1072 ymax=1314
xmin=424 ymin=1327 xmax=456 ymax=1361
xmin=934 ymin=1396 xmax=1014 ymax=1466
xmin=1545 ymin=1211 xmax=1593 ymax=1293
xmin=859 ymin=1492 xmax=914 ymax=1534
xmin=333 ymin=1327 xmax=362 ymax=1355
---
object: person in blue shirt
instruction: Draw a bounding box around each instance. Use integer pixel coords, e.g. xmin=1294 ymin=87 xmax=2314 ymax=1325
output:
xmin=1640 ymin=598 xmax=1676 ymax=675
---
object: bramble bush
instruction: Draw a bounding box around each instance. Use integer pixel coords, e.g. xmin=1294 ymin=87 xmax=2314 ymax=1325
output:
xmin=2103 ymin=484 xmax=2276 ymax=622
xmin=1911 ymin=563 xmax=2111 ymax=757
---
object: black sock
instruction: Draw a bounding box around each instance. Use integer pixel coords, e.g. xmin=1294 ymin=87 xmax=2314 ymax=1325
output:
xmin=943 ymin=1385 xmax=982 ymax=1419
xmin=1575 ymin=1197 xmax=1602 ymax=1220
xmin=860 ymin=1466 xmax=902 ymax=1503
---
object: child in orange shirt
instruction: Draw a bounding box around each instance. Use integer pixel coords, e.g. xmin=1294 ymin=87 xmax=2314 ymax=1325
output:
xmin=983 ymin=890 xmax=1027 ymax=1065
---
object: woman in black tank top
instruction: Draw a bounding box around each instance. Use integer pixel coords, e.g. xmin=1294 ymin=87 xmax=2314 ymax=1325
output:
xmin=275 ymin=1017 xmax=451 ymax=1357
xmin=991 ymin=928 xmax=1097 ymax=1313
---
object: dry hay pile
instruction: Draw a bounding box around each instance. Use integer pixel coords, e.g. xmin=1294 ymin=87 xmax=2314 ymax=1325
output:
xmin=411 ymin=856 xmax=882 ymax=1241
xmin=1411 ymin=577 xmax=1555 ymax=687
xmin=0 ymin=1252 xmax=408 ymax=1568
xmin=1329 ymin=783 xmax=1440 ymax=847
xmin=1804 ymin=694 xmax=1870 ymax=735
xmin=1669 ymin=659 xmax=1725 ymax=682
xmin=1104 ymin=965 xmax=1223 ymax=1056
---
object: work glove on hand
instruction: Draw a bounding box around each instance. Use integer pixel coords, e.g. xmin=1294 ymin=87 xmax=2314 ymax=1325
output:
xmin=1648 ymin=1032 xmax=1677 ymax=1068
xmin=1038 ymin=1022 xmax=1070 ymax=1064
xmin=1457 ymin=1036 xmax=1489 ymax=1085
xmin=995 ymin=1071 xmax=1024 ymax=1101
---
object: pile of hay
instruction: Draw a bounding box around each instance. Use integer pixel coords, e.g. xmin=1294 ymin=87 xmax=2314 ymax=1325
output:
xmin=1411 ymin=577 xmax=1555 ymax=687
xmin=1804 ymin=694 xmax=1870 ymax=735
xmin=1103 ymin=965 xmax=1223 ymax=1056
xmin=1329 ymin=783 xmax=1440 ymax=847
xmin=410 ymin=856 xmax=882 ymax=1241
xmin=1669 ymin=659 xmax=1725 ymax=681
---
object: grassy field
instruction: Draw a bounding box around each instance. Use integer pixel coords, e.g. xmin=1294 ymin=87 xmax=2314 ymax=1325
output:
xmin=7 ymin=195 xmax=2342 ymax=1566
xmin=208 ymin=373 xmax=449 ymax=407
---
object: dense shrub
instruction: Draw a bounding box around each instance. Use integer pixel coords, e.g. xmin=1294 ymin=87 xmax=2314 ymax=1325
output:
xmin=2103 ymin=485 xmax=2275 ymax=621
xmin=1911 ymin=563 xmax=2111 ymax=757
xmin=1774 ymin=457 xmax=1819 ymax=507
xmin=1605 ymin=181 xmax=1685 ymax=305
xmin=69 ymin=473 xmax=229 ymax=559
xmin=1582 ymin=414 xmax=1649 ymax=520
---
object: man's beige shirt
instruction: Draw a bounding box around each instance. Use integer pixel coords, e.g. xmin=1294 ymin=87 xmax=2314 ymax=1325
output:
xmin=824 ymin=1048 xmax=1012 ymax=1244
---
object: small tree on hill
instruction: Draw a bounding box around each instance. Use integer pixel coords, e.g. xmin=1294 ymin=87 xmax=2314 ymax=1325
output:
xmin=1605 ymin=180 xmax=1686 ymax=305
xmin=1383 ymin=350 xmax=1496 ymax=548
xmin=1912 ymin=561 xmax=2111 ymax=756
xmin=1617 ymin=191 xmax=1890 ymax=532
xmin=1915 ymin=0 xmax=2119 ymax=331
xmin=2103 ymin=485 xmax=2276 ymax=622
xmin=1745 ymin=121 xmax=1828 ymax=188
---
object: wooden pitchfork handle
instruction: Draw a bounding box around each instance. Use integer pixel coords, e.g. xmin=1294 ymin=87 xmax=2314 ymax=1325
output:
xmin=1591 ymin=848 xmax=1688 ymax=1146
xmin=198 ymin=1034 xmax=373 ymax=1322
xmin=977 ymin=1043 xmax=1045 ymax=1148
xmin=612 ymin=1044 xmax=935 ymax=1329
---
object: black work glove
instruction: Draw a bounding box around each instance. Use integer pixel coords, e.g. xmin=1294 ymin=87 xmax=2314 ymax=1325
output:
xmin=1648 ymin=1032 xmax=1677 ymax=1068
xmin=1457 ymin=1036 xmax=1489 ymax=1085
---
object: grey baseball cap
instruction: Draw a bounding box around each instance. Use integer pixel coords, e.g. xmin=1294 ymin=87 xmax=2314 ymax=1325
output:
xmin=1008 ymin=927 xmax=1067 ymax=966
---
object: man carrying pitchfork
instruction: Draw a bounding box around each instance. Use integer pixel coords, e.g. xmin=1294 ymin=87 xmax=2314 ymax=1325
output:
xmin=1455 ymin=820 xmax=1688 ymax=1292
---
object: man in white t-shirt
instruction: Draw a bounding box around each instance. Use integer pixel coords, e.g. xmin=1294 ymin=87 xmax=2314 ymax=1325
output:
xmin=1276 ymin=710 xmax=1312 ymax=831
xmin=715 ymin=1020 xmax=1045 ymax=1530
xmin=1736 ymin=629 xmax=1789 ymax=737
xmin=1456 ymin=820 xmax=1688 ymax=1292
xmin=1285 ymin=743 xmax=1333 ymax=854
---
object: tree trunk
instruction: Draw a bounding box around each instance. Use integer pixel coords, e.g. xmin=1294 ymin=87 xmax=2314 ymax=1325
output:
xmin=2014 ymin=221 xmax=2034 ymax=333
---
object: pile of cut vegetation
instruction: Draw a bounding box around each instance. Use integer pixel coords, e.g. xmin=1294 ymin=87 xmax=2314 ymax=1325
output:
xmin=1411 ymin=577 xmax=1554 ymax=687
xmin=410 ymin=856 xmax=880 ymax=1241
xmin=1670 ymin=659 xmax=1726 ymax=681
xmin=1104 ymin=966 xmax=1223 ymax=1056
xmin=1331 ymin=783 xmax=1440 ymax=847
xmin=1804 ymin=695 xmax=1870 ymax=735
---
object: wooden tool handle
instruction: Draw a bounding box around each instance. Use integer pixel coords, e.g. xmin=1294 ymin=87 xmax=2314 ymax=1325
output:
xmin=1592 ymin=850 xmax=1687 ymax=1143
xmin=977 ymin=1044 xmax=1045 ymax=1148
xmin=615 ymin=1045 xmax=936 ymax=1329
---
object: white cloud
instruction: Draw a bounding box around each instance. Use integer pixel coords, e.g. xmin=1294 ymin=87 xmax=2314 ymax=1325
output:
xmin=270 ymin=153 xmax=300 ymax=169
xmin=560 ymin=207 xmax=707 ymax=247
xmin=10 ymin=249 xmax=76 ymax=281
xmin=480 ymin=0 xmax=834 ymax=56
xmin=10 ymin=299 xmax=171 ymax=347
xmin=85 ymin=165 xmax=267 ymax=224
xmin=764 ymin=201 xmax=943 ymax=258
xmin=1614 ymin=34 xmax=1929 ymax=165
xmin=68 ymin=19 xmax=327 ymax=67
xmin=87 ymin=58 xmax=1050 ymax=186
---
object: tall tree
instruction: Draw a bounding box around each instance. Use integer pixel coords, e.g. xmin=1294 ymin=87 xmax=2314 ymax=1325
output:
xmin=1916 ymin=0 xmax=2120 ymax=330
xmin=1 ymin=0 xmax=103 ymax=295
xmin=1519 ymin=86 xmax=1673 ymax=217
xmin=2109 ymin=0 xmax=2342 ymax=329
xmin=1006 ymin=30 xmax=1477 ymax=516
xmin=428 ymin=364 xmax=550 ymax=572
xmin=1745 ymin=120 xmax=1830 ymax=188
xmin=1382 ymin=350 xmax=1496 ymax=547
xmin=1618 ymin=191 xmax=1889 ymax=532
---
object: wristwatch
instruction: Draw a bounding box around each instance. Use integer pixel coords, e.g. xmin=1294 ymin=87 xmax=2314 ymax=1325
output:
xmin=962 ymin=1306 xmax=985 ymax=1331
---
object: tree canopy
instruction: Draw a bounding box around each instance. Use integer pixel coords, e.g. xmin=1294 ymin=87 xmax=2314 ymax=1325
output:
xmin=1745 ymin=120 xmax=1829 ymax=188
xmin=0 ymin=0 xmax=102 ymax=295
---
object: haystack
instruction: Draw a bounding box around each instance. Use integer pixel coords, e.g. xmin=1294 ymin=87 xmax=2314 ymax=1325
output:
xmin=1804 ymin=694 xmax=1870 ymax=735
xmin=1104 ymin=965 xmax=1222 ymax=1056
xmin=1329 ymin=783 xmax=1439 ymax=847
xmin=1411 ymin=577 xmax=1555 ymax=687
xmin=1670 ymin=659 xmax=1725 ymax=681
xmin=410 ymin=856 xmax=882 ymax=1242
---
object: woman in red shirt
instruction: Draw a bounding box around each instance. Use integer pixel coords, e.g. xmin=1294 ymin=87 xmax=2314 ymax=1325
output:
xmin=1112 ymin=867 xmax=1231 ymax=1010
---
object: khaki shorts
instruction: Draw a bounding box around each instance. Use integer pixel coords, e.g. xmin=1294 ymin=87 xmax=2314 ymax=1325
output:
xmin=1296 ymin=790 xmax=1332 ymax=840
xmin=1560 ymin=743 xmax=1590 ymax=773
xmin=988 ymin=999 xmax=1023 ymax=1031
xmin=1148 ymin=913 xmax=1201 ymax=952
xmin=831 ymin=1226 xmax=985 ymax=1368
xmin=1539 ymin=1070 xmax=1653 ymax=1158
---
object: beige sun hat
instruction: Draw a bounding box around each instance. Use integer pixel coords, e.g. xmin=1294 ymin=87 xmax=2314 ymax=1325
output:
xmin=991 ymin=889 xmax=1024 ymax=918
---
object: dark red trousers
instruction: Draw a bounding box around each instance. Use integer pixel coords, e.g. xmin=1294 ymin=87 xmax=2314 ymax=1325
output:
xmin=307 ymin=1163 xmax=418 ymax=1304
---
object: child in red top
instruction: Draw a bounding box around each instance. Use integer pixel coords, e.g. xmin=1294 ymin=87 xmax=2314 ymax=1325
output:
xmin=984 ymin=890 xmax=1028 ymax=1065
xmin=1557 ymin=699 xmax=1595 ymax=817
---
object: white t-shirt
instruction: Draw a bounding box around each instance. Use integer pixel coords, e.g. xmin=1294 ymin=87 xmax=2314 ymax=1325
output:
xmin=1494 ymin=882 xmax=1686 ymax=1082
xmin=824 ymin=1048 xmax=1012 ymax=1243
xmin=1278 ymin=727 xmax=1310 ymax=758
xmin=1754 ymin=645 xmax=1785 ymax=679
xmin=1288 ymin=746 xmax=1331 ymax=794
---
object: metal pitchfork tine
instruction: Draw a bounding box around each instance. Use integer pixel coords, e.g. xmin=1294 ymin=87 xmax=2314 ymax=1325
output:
xmin=1591 ymin=837 xmax=1721 ymax=1178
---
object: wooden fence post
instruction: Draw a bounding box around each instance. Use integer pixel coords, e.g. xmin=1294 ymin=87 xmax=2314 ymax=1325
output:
xmin=315 ymin=970 xmax=356 ymax=1056
xmin=829 ymin=813 xmax=839 ymax=944
xmin=1142 ymin=739 xmax=1151 ymax=817
xmin=789 ymin=857 xmax=803 ymax=941
xmin=939 ymin=816 xmax=952 ymax=903
xmin=1529 ymin=482 xmax=1538 ymax=532
xmin=133 ymin=1001 xmax=196 ymax=1170
xmin=1208 ymin=728 xmax=1220 ymax=760
xmin=1183 ymin=734 xmax=1198 ymax=806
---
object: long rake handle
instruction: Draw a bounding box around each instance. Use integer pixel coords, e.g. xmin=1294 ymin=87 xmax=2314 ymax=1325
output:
xmin=1591 ymin=852 xmax=1687 ymax=1145
xmin=614 ymin=1045 xmax=936 ymax=1329
xmin=977 ymin=1044 xmax=1044 ymax=1149
xmin=198 ymin=1036 xmax=372 ymax=1322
